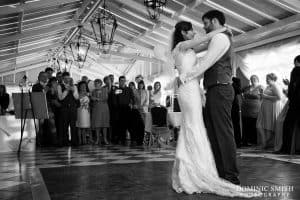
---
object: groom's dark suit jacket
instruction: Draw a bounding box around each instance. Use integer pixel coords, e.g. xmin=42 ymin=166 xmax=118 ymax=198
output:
xmin=203 ymin=30 xmax=240 ymax=184
xmin=203 ymin=31 xmax=232 ymax=89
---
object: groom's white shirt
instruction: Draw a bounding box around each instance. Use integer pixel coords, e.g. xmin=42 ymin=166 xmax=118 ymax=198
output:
xmin=182 ymin=32 xmax=231 ymax=82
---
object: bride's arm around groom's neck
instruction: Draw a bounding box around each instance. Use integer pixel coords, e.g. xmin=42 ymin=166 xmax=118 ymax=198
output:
xmin=178 ymin=27 xmax=227 ymax=52
xmin=180 ymin=31 xmax=231 ymax=83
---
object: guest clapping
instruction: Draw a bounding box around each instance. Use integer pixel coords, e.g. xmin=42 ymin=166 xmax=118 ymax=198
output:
xmin=57 ymin=72 xmax=79 ymax=146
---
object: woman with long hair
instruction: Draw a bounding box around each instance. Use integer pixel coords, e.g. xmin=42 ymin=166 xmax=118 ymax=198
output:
xmin=91 ymin=79 xmax=110 ymax=145
xmin=170 ymin=20 xmax=260 ymax=198
xmin=76 ymin=81 xmax=91 ymax=144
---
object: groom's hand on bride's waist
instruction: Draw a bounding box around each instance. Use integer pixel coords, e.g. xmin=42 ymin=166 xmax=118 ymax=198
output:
xmin=178 ymin=74 xmax=187 ymax=85
xmin=176 ymin=76 xmax=184 ymax=87
xmin=179 ymin=73 xmax=194 ymax=84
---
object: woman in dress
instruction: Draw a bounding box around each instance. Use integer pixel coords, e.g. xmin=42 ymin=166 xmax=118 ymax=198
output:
xmin=256 ymin=73 xmax=282 ymax=149
xmin=137 ymin=80 xmax=149 ymax=122
xmin=150 ymin=81 xmax=162 ymax=107
xmin=77 ymin=81 xmax=91 ymax=145
xmin=241 ymin=75 xmax=264 ymax=146
xmin=91 ymin=79 xmax=110 ymax=145
xmin=171 ymin=21 xmax=261 ymax=198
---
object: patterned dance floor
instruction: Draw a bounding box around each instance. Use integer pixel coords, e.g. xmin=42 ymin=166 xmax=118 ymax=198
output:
xmin=0 ymin=145 xmax=300 ymax=200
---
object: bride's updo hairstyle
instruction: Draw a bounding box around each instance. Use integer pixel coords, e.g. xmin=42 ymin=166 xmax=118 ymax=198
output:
xmin=171 ymin=21 xmax=192 ymax=50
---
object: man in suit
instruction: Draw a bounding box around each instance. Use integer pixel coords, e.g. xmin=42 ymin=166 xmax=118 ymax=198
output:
xmin=181 ymin=10 xmax=239 ymax=185
xmin=32 ymin=71 xmax=48 ymax=146
xmin=281 ymin=55 xmax=300 ymax=154
xmin=32 ymin=71 xmax=48 ymax=92
xmin=109 ymin=76 xmax=135 ymax=145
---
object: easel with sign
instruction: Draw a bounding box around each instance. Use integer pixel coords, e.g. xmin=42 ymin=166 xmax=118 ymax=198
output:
xmin=12 ymin=91 xmax=49 ymax=155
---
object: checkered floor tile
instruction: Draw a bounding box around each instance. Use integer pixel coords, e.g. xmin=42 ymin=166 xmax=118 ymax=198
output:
xmin=1 ymin=145 xmax=300 ymax=200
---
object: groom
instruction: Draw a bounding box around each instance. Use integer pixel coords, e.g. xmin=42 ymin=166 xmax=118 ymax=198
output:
xmin=181 ymin=10 xmax=240 ymax=185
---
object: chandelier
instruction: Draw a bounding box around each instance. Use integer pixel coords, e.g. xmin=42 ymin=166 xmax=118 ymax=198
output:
xmin=69 ymin=25 xmax=90 ymax=68
xmin=90 ymin=0 xmax=118 ymax=54
xmin=144 ymin=0 xmax=167 ymax=20
xmin=57 ymin=46 xmax=73 ymax=72
xmin=46 ymin=51 xmax=59 ymax=71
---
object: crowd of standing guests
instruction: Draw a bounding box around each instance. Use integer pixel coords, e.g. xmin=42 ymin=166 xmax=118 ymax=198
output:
xmin=0 ymin=55 xmax=299 ymax=154
xmin=231 ymin=55 xmax=300 ymax=155
xmin=20 ymin=69 xmax=163 ymax=148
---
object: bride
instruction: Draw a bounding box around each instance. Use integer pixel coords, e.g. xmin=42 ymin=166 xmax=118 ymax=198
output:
xmin=171 ymin=21 xmax=261 ymax=198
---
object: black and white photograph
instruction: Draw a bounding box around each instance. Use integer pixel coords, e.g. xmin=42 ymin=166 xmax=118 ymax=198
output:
xmin=0 ymin=0 xmax=300 ymax=199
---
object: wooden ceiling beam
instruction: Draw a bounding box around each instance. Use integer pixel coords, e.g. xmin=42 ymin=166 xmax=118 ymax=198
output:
xmin=0 ymin=0 xmax=80 ymax=15
xmin=204 ymin=0 xmax=262 ymax=28
xmin=233 ymin=14 xmax=300 ymax=46
xmin=0 ymin=20 xmax=77 ymax=44
xmin=0 ymin=43 xmax=60 ymax=62
xmin=234 ymin=29 xmax=300 ymax=52
xmin=232 ymin=0 xmax=279 ymax=22
xmin=0 ymin=56 xmax=46 ymax=75
xmin=267 ymin=0 xmax=300 ymax=14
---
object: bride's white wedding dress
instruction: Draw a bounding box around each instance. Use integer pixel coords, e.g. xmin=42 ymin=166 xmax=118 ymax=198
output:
xmin=171 ymin=47 xmax=261 ymax=198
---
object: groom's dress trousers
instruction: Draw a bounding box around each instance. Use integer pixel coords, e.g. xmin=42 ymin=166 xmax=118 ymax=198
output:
xmin=203 ymin=31 xmax=239 ymax=183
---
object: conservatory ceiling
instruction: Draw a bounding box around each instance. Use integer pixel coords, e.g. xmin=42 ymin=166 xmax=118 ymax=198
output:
xmin=0 ymin=0 xmax=299 ymax=76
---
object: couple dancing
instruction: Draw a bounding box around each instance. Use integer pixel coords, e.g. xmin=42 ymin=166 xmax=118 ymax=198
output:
xmin=171 ymin=10 xmax=261 ymax=198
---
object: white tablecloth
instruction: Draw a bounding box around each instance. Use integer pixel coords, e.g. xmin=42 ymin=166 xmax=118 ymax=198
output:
xmin=0 ymin=116 xmax=36 ymax=152
xmin=145 ymin=112 xmax=182 ymax=132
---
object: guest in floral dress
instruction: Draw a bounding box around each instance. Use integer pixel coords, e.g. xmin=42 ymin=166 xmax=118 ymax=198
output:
xmin=91 ymin=79 xmax=110 ymax=145
xmin=77 ymin=81 xmax=91 ymax=144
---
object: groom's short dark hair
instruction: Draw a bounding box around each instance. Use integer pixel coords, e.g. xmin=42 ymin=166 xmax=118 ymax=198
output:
xmin=202 ymin=10 xmax=226 ymax=26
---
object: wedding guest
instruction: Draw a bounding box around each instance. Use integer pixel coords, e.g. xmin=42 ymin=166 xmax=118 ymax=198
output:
xmin=77 ymin=81 xmax=91 ymax=145
xmin=32 ymin=71 xmax=48 ymax=92
xmin=241 ymin=75 xmax=263 ymax=146
xmin=0 ymin=85 xmax=9 ymax=115
xmin=32 ymin=71 xmax=48 ymax=146
xmin=109 ymin=76 xmax=135 ymax=144
xmin=137 ymin=80 xmax=149 ymax=121
xmin=232 ymin=77 xmax=242 ymax=148
xmin=57 ymin=72 xmax=79 ymax=146
xmin=151 ymin=81 xmax=162 ymax=107
xmin=45 ymin=67 xmax=54 ymax=79
xmin=147 ymin=85 xmax=153 ymax=111
xmin=81 ymin=75 xmax=89 ymax=83
xmin=56 ymin=72 xmax=63 ymax=84
xmin=280 ymin=55 xmax=300 ymax=154
xmin=135 ymin=75 xmax=143 ymax=85
xmin=46 ymin=77 xmax=61 ymax=145
xmin=108 ymin=74 xmax=116 ymax=90
xmin=128 ymin=82 xmax=145 ymax=146
xmin=91 ymin=79 xmax=110 ymax=145
xmin=256 ymin=73 xmax=282 ymax=149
